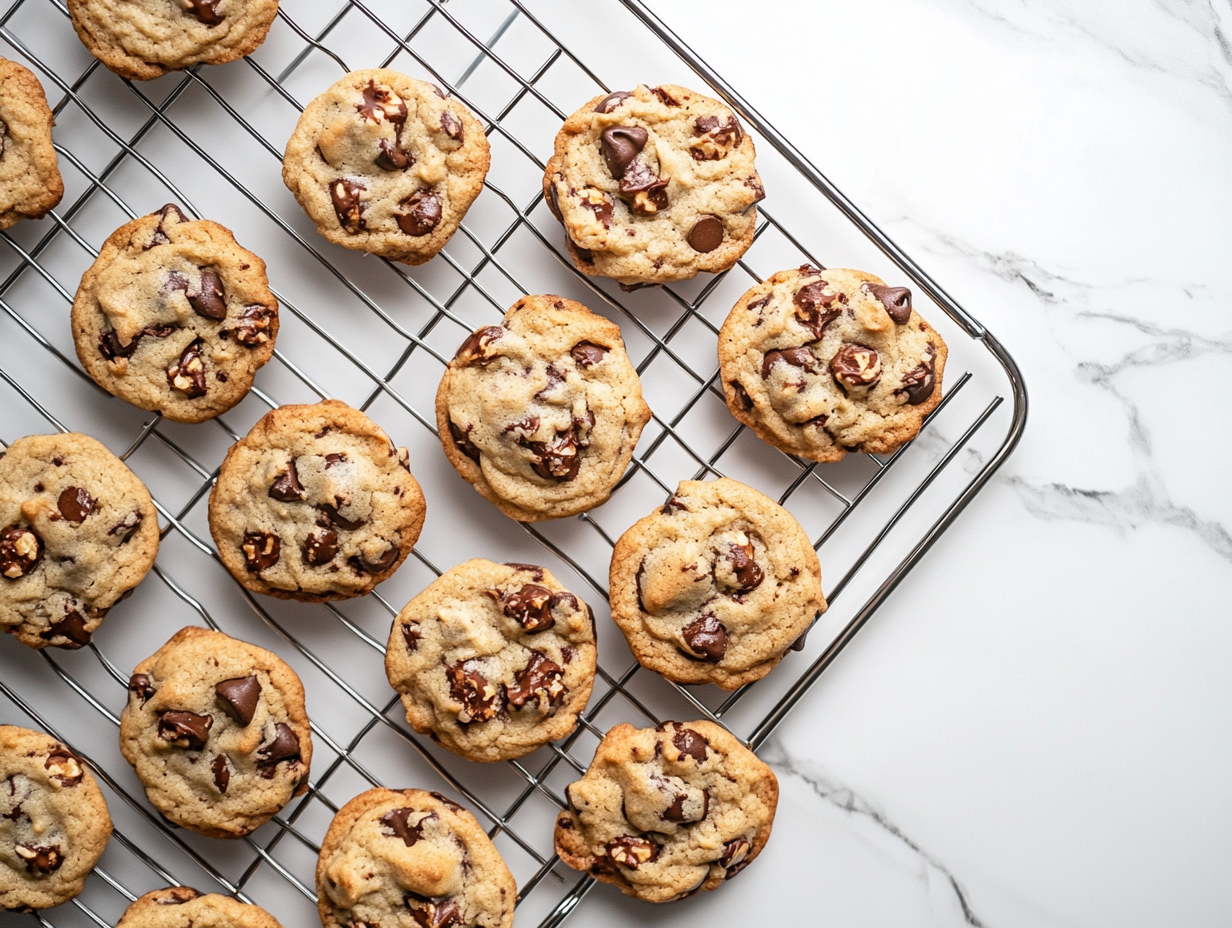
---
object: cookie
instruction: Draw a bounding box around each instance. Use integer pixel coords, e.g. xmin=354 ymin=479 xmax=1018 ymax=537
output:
xmin=71 ymin=204 xmax=279 ymax=424
xmin=436 ymin=294 xmax=651 ymax=522
xmin=208 ymin=399 xmax=426 ymax=601
xmin=543 ymin=83 xmax=763 ymax=286
xmin=718 ymin=266 xmax=949 ymax=461
xmin=0 ymin=59 xmax=64 ymax=230
xmin=0 ymin=432 xmax=159 ymax=650
xmin=316 ymin=788 xmax=515 ymax=928
xmin=282 ymin=68 xmax=490 ymax=265
xmin=115 ymin=887 xmax=285 ymax=928
xmin=554 ymin=720 xmax=777 ymax=903
xmin=67 ymin=0 xmax=279 ymax=81
xmin=384 ymin=558 xmax=597 ymax=763
xmin=118 ymin=626 xmax=312 ymax=839
xmin=0 ymin=725 xmax=113 ymax=911
xmin=609 ymin=477 xmax=825 ymax=691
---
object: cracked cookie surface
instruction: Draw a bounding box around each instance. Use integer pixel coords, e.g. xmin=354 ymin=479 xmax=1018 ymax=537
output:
xmin=71 ymin=204 xmax=279 ymax=423
xmin=0 ymin=59 xmax=63 ymax=230
xmin=543 ymin=83 xmax=762 ymax=285
xmin=316 ymin=788 xmax=515 ymax=928
xmin=0 ymin=432 xmax=159 ymax=650
xmin=283 ymin=68 xmax=490 ymax=265
xmin=436 ymin=294 xmax=651 ymax=522
xmin=118 ymin=626 xmax=312 ymax=839
xmin=609 ymin=477 xmax=826 ymax=690
xmin=115 ymin=887 xmax=285 ymax=927
xmin=554 ymin=720 xmax=777 ymax=903
xmin=385 ymin=558 xmax=597 ymax=762
xmin=718 ymin=266 xmax=948 ymax=461
xmin=0 ymin=725 xmax=113 ymax=911
xmin=208 ymin=399 xmax=426 ymax=602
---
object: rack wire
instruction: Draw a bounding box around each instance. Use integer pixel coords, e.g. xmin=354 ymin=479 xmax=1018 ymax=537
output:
xmin=0 ymin=0 xmax=1026 ymax=926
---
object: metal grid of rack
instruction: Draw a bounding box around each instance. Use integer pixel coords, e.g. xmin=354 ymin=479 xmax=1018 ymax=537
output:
xmin=0 ymin=1 xmax=1026 ymax=926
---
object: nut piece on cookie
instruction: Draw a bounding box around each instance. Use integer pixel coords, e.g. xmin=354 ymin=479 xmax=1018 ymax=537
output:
xmin=384 ymin=558 xmax=597 ymax=762
xmin=282 ymin=68 xmax=490 ymax=265
xmin=67 ymin=0 xmax=279 ymax=81
xmin=609 ymin=477 xmax=826 ymax=690
xmin=554 ymin=720 xmax=778 ymax=902
xmin=115 ymin=887 xmax=285 ymax=928
xmin=0 ymin=725 xmax=113 ymax=910
xmin=208 ymin=399 xmax=426 ymax=602
xmin=543 ymin=83 xmax=763 ymax=286
xmin=435 ymin=294 xmax=651 ymax=522
xmin=316 ymin=788 xmax=515 ymax=928
xmin=717 ymin=265 xmax=948 ymax=462
xmin=118 ymin=626 xmax=313 ymax=839
xmin=0 ymin=59 xmax=64 ymax=229
xmin=0 ymin=432 xmax=159 ymax=651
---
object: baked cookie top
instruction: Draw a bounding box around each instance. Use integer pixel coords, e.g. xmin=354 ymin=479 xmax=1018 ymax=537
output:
xmin=282 ymin=68 xmax=490 ymax=265
xmin=609 ymin=477 xmax=826 ymax=691
xmin=67 ymin=0 xmax=279 ymax=81
xmin=71 ymin=204 xmax=279 ymax=424
xmin=316 ymin=788 xmax=515 ymax=928
xmin=554 ymin=720 xmax=778 ymax=903
xmin=115 ymin=887 xmax=285 ymax=928
xmin=543 ymin=83 xmax=763 ymax=285
xmin=718 ymin=266 xmax=949 ymax=462
xmin=118 ymin=626 xmax=312 ymax=839
xmin=0 ymin=432 xmax=159 ymax=650
xmin=0 ymin=59 xmax=64 ymax=230
xmin=208 ymin=399 xmax=426 ymax=602
xmin=384 ymin=558 xmax=597 ymax=763
xmin=0 ymin=725 xmax=113 ymax=911
xmin=435 ymin=294 xmax=651 ymax=522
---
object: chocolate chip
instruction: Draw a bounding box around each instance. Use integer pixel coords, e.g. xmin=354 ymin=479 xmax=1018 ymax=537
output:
xmin=440 ymin=111 xmax=462 ymax=140
xmin=108 ymin=511 xmax=143 ymax=542
xmin=269 ymin=461 xmax=305 ymax=502
xmin=40 ymin=607 xmax=92 ymax=649
xmin=166 ymin=338 xmax=208 ymax=397
xmin=318 ymin=503 xmax=364 ymax=531
xmin=454 ymin=325 xmax=504 ymax=367
xmin=793 ymin=281 xmax=845 ymax=339
xmin=650 ymin=86 xmax=681 ymax=106
xmin=593 ymin=90 xmax=632 ymax=113
xmin=1 ymin=525 xmax=42 ymax=579
xmin=257 ymin=723 xmax=301 ymax=770
xmin=535 ymin=364 xmax=565 ymax=401
xmin=44 ymin=749 xmax=83 ymax=788
xmin=546 ymin=180 xmax=563 ymax=221
xmin=330 ymin=179 xmax=367 ymax=233
xmin=56 ymin=487 xmax=95 ymax=524
xmin=355 ymin=544 xmax=398 ymax=573
xmin=720 ymin=534 xmax=763 ymax=593
xmin=570 ymin=341 xmax=608 ymax=368
xmin=303 ymin=526 xmax=338 ymax=566
xmin=211 ymin=754 xmax=230 ymax=793
xmin=687 ymin=215 xmax=724 ymax=253
xmin=599 ymin=125 xmax=648 ymax=178
xmin=505 ymin=651 xmax=566 ymax=711
xmin=357 ymin=80 xmax=407 ymax=124
xmin=504 ymin=563 xmax=545 ymax=579
xmin=619 ymin=161 xmax=669 ymax=214
xmin=690 ymin=114 xmax=742 ymax=160
xmin=745 ymin=175 xmax=767 ymax=203
xmin=663 ymin=786 xmax=708 ymax=824
xmin=672 ymin=726 xmax=709 ymax=762
xmin=97 ymin=324 xmax=177 ymax=361
xmin=577 ymin=186 xmax=614 ymax=227
xmin=381 ymin=807 xmax=435 ymax=847
xmin=866 ymin=284 xmax=912 ymax=324
xmin=15 ymin=844 xmax=64 ymax=875
xmin=181 ymin=0 xmax=223 ymax=25
xmin=524 ymin=428 xmax=581 ymax=482
xmin=406 ymin=896 xmax=461 ymax=928
xmin=242 ymin=531 xmax=280 ymax=571
xmin=605 ymin=835 xmax=660 ymax=870
xmin=144 ymin=204 xmax=188 ymax=249
xmin=155 ymin=888 xmax=202 ymax=905
xmin=429 ymin=791 xmax=464 ymax=813
xmin=401 ymin=622 xmax=422 ymax=652
xmin=897 ymin=343 xmax=937 ymax=406
xmin=680 ymin=614 xmax=728 ymax=662
xmin=761 ymin=346 xmax=819 ymax=379
xmin=188 ymin=268 xmax=226 ymax=320
xmin=229 ymin=304 xmax=274 ymax=346
xmin=158 ymin=710 xmax=213 ymax=750
xmin=448 ymin=421 xmax=481 ymax=462
xmin=729 ymin=381 xmax=753 ymax=412
xmin=215 ymin=676 xmax=261 ymax=726
xmin=499 ymin=583 xmax=555 ymax=631
xmin=375 ymin=137 xmax=414 ymax=171
xmin=397 ymin=189 xmax=441 ymax=236
xmin=830 ymin=343 xmax=882 ymax=391
xmin=128 ymin=673 xmax=155 ymax=705
xmin=447 ymin=662 xmax=501 ymax=724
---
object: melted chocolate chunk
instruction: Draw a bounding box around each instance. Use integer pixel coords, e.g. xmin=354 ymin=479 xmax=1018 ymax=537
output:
xmin=680 ymin=614 xmax=728 ymax=662
xmin=357 ymin=80 xmax=407 ymax=124
xmin=156 ymin=888 xmax=202 ymax=905
xmin=303 ymin=526 xmax=339 ymax=566
xmin=97 ymin=324 xmax=177 ymax=361
xmin=448 ymin=421 xmax=481 ymax=462
xmin=108 ymin=511 xmax=143 ymax=542
xmin=447 ymin=663 xmax=501 ymax=724
xmin=687 ymin=215 xmax=724 ymax=253
xmin=229 ymin=305 xmax=275 ymax=346
xmin=500 ymin=583 xmax=555 ymax=631
xmin=719 ymin=835 xmax=751 ymax=877
xmin=866 ymin=283 xmax=912 ymax=324
xmin=578 ymin=186 xmax=614 ymax=227
xmin=605 ymin=835 xmax=660 ymax=870
xmin=56 ymin=487 xmax=95 ymax=524
xmin=793 ymin=281 xmax=845 ymax=339
xmin=721 ymin=535 xmax=763 ymax=593
xmin=188 ymin=268 xmax=226 ymax=320
xmin=16 ymin=844 xmax=64 ymax=875
xmin=406 ymin=896 xmax=462 ymax=928
xmin=570 ymin=341 xmax=607 ymax=368
xmin=215 ymin=676 xmax=261 ymax=726
xmin=212 ymin=754 xmax=230 ymax=793
xmin=128 ymin=673 xmax=156 ymax=705
xmin=166 ymin=339 xmax=208 ymax=397
xmin=397 ymin=189 xmax=442 ymax=236
xmin=593 ymin=90 xmax=632 ymax=113
xmin=429 ymin=791 xmax=464 ymax=813
xmin=1 ymin=525 xmax=42 ymax=579
xmin=729 ymin=381 xmax=754 ymax=412
xmin=44 ymin=749 xmax=83 ymax=788
xmin=599 ymin=126 xmax=648 ymax=178
xmin=505 ymin=651 xmax=566 ymax=711
xmin=672 ymin=725 xmax=709 ymax=762
xmin=242 ymin=531 xmax=280 ymax=571
xmin=619 ymin=160 xmax=669 ymax=215
xmin=144 ymin=204 xmax=188 ymax=249
xmin=897 ymin=344 xmax=937 ymax=406
xmin=269 ymin=461 xmax=306 ymax=502
xmin=401 ymin=622 xmax=422 ymax=652
xmin=355 ymin=544 xmax=398 ymax=573
xmin=830 ymin=343 xmax=882 ymax=391
xmin=330 ymin=179 xmax=367 ymax=233
xmin=40 ymin=607 xmax=92 ymax=649
xmin=650 ymin=86 xmax=681 ymax=106
xmin=257 ymin=723 xmax=301 ymax=768
xmin=381 ymin=807 xmax=435 ymax=847
xmin=440 ymin=111 xmax=462 ymax=140
xmin=182 ymin=0 xmax=223 ymax=26
xmin=524 ymin=428 xmax=581 ymax=482
xmin=534 ymin=364 xmax=565 ymax=401
xmin=690 ymin=114 xmax=742 ymax=160
xmin=454 ymin=326 xmax=504 ymax=367
xmin=376 ymin=137 xmax=413 ymax=171
xmin=760 ymin=346 xmax=819 ymax=379
xmin=158 ymin=710 xmax=213 ymax=750
xmin=789 ymin=628 xmax=809 ymax=652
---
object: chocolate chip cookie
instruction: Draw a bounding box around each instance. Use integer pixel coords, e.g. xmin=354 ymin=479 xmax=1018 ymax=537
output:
xmin=282 ymin=68 xmax=490 ymax=265
xmin=0 ymin=59 xmax=63 ymax=230
xmin=609 ymin=477 xmax=826 ymax=691
xmin=384 ymin=558 xmax=597 ymax=763
xmin=554 ymin=720 xmax=777 ymax=903
xmin=0 ymin=725 xmax=113 ymax=911
xmin=436 ymin=294 xmax=651 ymax=522
xmin=71 ymin=204 xmax=279 ymax=424
xmin=543 ymin=84 xmax=763 ymax=286
xmin=118 ymin=626 xmax=312 ymax=839
xmin=115 ymin=887 xmax=285 ymax=928
xmin=208 ymin=400 xmax=425 ymax=601
xmin=718 ymin=266 xmax=948 ymax=462
xmin=0 ymin=432 xmax=159 ymax=650
xmin=67 ymin=0 xmax=279 ymax=81
xmin=317 ymin=788 xmax=515 ymax=928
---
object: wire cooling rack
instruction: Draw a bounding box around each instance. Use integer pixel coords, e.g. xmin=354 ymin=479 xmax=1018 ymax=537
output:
xmin=0 ymin=1 xmax=1027 ymax=925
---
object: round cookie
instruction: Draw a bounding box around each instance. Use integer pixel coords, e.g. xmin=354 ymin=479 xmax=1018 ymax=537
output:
xmin=207 ymin=399 xmax=426 ymax=602
xmin=436 ymin=294 xmax=651 ymax=522
xmin=67 ymin=0 xmax=279 ymax=82
xmin=543 ymin=83 xmax=763 ymax=286
xmin=316 ymin=788 xmax=515 ymax=928
xmin=115 ymin=887 xmax=285 ymax=928
xmin=282 ymin=68 xmax=490 ymax=265
xmin=118 ymin=626 xmax=313 ymax=839
xmin=718 ymin=265 xmax=949 ymax=462
xmin=71 ymin=204 xmax=279 ymax=424
xmin=554 ymin=720 xmax=777 ymax=903
xmin=609 ymin=477 xmax=826 ymax=691
xmin=0 ymin=59 xmax=64 ymax=230
xmin=0 ymin=432 xmax=159 ymax=650
xmin=384 ymin=558 xmax=597 ymax=763
xmin=0 ymin=725 xmax=113 ymax=911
